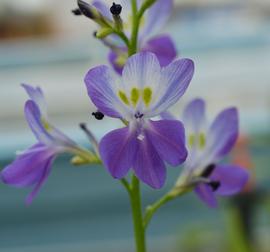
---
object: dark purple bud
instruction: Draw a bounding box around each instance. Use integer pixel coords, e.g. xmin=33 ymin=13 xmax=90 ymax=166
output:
xmin=110 ymin=2 xmax=122 ymax=15
xmin=201 ymin=163 xmax=216 ymax=178
xmin=72 ymin=8 xmax=82 ymax=15
xmin=208 ymin=180 xmax=221 ymax=192
xmin=77 ymin=0 xmax=94 ymax=19
xmin=92 ymin=111 xmax=104 ymax=120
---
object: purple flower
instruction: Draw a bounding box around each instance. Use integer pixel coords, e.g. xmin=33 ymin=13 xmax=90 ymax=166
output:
xmin=174 ymin=99 xmax=249 ymax=207
xmin=90 ymin=0 xmax=176 ymax=73
xmin=1 ymin=84 xmax=81 ymax=204
xmin=85 ymin=52 xmax=194 ymax=188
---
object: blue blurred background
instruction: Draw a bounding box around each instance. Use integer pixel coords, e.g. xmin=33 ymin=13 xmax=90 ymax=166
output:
xmin=0 ymin=0 xmax=270 ymax=251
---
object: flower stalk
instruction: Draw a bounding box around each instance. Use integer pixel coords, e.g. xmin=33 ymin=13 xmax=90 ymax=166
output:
xmin=130 ymin=175 xmax=146 ymax=252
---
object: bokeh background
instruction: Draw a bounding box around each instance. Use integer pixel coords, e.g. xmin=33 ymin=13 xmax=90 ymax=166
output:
xmin=0 ymin=0 xmax=270 ymax=251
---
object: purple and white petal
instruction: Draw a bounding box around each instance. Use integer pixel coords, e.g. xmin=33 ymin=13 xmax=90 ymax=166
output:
xmin=160 ymin=111 xmax=175 ymax=120
xmin=122 ymin=52 xmax=161 ymax=90
xmin=92 ymin=0 xmax=112 ymax=19
xmin=133 ymin=133 xmax=166 ymax=189
xmin=195 ymin=184 xmax=217 ymax=208
xmin=140 ymin=0 xmax=173 ymax=41
xmin=85 ymin=65 xmax=127 ymax=118
xmin=99 ymin=126 xmax=138 ymax=179
xmin=206 ymin=108 xmax=239 ymax=161
xmin=24 ymin=100 xmax=53 ymax=145
xmin=150 ymin=58 xmax=194 ymax=116
xmin=25 ymin=156 xmax=55 ymax=205
xmin=183 ymin=98 xmax=206 ymax=134
xmin=211 ymin=164 xmax=249 ymax=196
xmin=108 ymin=50 xmax=124 ymax=75
xmin=142 ymin=35 xmax=177 ymax=67
xmin=22 ymin=84 xmax=47 ymax=118
xmin=145 ymin=120 xmax=187 ymax=166
xmin=1 ymin=143 xmax=55 ymax=204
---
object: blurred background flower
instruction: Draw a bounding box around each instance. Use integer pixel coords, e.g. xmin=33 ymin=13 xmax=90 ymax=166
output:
xmin=0 ymin=0 xmax=269 ymax=251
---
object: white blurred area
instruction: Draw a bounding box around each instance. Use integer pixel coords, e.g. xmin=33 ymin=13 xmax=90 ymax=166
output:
xmin=0 ymin=0 xmax=270 ymax=155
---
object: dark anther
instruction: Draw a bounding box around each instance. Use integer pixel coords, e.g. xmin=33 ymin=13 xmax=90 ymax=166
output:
xmin=79 ymin=122 xmax=87 ymax=130
xmin=92 ymin=111 xmax=104 ymax=120
xmin=110 ymin=2 xmax=122 ymax=15
xmin=135 ymin=112 xmax=144 ymax=119
xmin=201 ymin=163 xmax=216 ymax=178
xmin=208 ymin=180 xmax=221 ymax=192
xmin=77 ymin=0 xmax=94 ymax=19
xmin=72 ymin=8 xmax=82 ymax=15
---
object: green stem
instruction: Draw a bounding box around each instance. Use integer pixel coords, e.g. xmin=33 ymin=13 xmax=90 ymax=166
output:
xmin=129 ymin=0 xmax=139 ymax=56
xmin=144 ymin=193 xmax=174 ymax=228
xmin=130 ymin=175 xmax=146 ymax=252
xmin=144 ymin=187 xmax=191 ymax=228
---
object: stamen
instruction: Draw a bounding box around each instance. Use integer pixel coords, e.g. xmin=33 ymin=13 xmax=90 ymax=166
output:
xmin=79 ymin=123 xmax=99 ymax=154
xmin=135 ymin=112 xmax=144 ymax=119
xmin=72 ymin=8 xmax=82 ymax=15
xmin=92 ymin=111 xmax=104 ymax=120
xmin=201 ymin=164 xmax=216 ymax=178
xmin=110 ymin=2 xmax=122 ymax=15
xmin=208 ymin=180 xmax=221 ymax=192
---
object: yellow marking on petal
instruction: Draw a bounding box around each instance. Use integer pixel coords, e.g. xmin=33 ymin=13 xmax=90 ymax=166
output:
xmin=130 ymin=87 xmax=140 ymax=107
xmin=188 ymin=134 xmax=195 ymax=148
xmin=143 ymin=87 xmax=152 ymax=107
xmin=118 ymin=90 xmax=130 ymax=105
xmin=199 ymin=133 xmax=206 ymax=149
xmin=41 ymin=118 xmax=51 ymax=131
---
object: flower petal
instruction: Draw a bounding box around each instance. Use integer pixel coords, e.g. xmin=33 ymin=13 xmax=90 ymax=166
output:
xmin=140 ymin=0 xmax=173 ymax=40
xmin=210 ymin=164 xmax=249 ymax=196
xmin=195 ymin=184 xmax=217 ymax=208
xmin=1 ymin=144 xmax=54 ymax=188
xmin=133 ymin=133 xmax=166 ymax=189
xmin=99 ymin=126 xmax=138 ymax=178
xmin=1 ymin=143 xmax=56 ymax=204
xmin=145 ymin=120 xmax=187 ymax=166
xmin=25 ymin=156 xmax=54 ymax=205
xmin=22 ymin=84 xmax=47 ymax=118
xmin=206 ymin=108 xmax=239 ymax=160
xmin=160 ymin=111 xmax=175 ymax=120
xmin=108 ymin=50 xmax=124 ymax=75
xmin=24 ymin=100 xmax=53 ymax=144
xmin=151 ymin=58 xmax=194 ymax=116
xmin=183 ymin=98 xmax=206 ymax=134
xmin=122 ymin=52 xmax=161 ymax=90
xmin=84 ymin=65 xmax=126 ymax=118
xmin=92 ymin=0 xmax=111 ymax=19
xmin=142 ymin=35 xmax=177 ymax=67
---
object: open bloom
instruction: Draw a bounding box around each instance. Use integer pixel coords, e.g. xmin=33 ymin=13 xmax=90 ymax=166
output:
xmin=85 ymin=52 xmax=194 ymax=188
xmin=1 ymin=84 xmax=84 ymax=204
xmin=80 ymin=0 xmax=176 ymax=73
xmin=174 ymin=99 xmax=249 ymax=207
